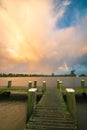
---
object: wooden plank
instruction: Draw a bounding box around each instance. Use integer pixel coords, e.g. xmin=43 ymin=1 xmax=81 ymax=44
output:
xmin=25 ymin=87 xmax=78 ymax=130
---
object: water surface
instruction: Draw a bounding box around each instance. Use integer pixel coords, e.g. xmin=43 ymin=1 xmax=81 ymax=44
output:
xmin=0 ymin=77 xmax=87 ymax=130
xmin=76 ymin=94 xmax=87 ymax=130
xmin=0 ymin=93 xmax=27 ymax=130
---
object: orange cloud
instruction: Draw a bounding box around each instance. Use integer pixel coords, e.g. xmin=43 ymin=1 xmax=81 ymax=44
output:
xmin=0 ymin=0 xmax=87 ymax=74
xmin=81 ymin=46 xmax=87 ymax=55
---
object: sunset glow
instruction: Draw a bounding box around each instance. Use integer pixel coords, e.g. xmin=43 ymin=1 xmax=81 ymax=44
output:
xmin=0 ymin=0 xmax=87 ymax=74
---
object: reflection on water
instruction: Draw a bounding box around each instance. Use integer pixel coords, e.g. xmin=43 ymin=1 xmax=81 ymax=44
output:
xmin=76 ymin=95 xmax=87 ymax=130
xmin=0 ymin=93 xmax=27 ymax=130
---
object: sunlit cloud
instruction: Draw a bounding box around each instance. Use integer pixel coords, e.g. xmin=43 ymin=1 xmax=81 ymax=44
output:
xmin=0 ymin=0 xmax=87 ymax=74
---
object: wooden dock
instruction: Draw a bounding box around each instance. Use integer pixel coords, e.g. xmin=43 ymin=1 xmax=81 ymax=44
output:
xmin=1 ymin=80 xmax=87 ymax=130
xmin=0 ymin=87 xmax=27 ymax=93
xmin=25 ymin=86 xmax=78 ymax=130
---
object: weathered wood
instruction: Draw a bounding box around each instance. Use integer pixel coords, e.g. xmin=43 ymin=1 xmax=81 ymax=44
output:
xmin=66 ymin=88 xmax=78 ymax=128
xmin=7 ymin=80 xmax=12 ymax=88
xmin=25 ymin=87 xmax=78 ymax=130
xmin=58 ymin=81 xmax=63 ymax=91
xmin=57 ymin=80 xmax=60 ymax=89
xmin=42 ymin=81 xmax=46 ymax=94
xmin=0 ymin=80 xmax=12 ymax=95
xmin=27 ymin=88 xmax=37 ymax=121
xmin=34 ymin=80 xmax=37 ymax=88
xmin=28 ymin=81 xmax=32 ymax=89
xmin=7 ymin=80 xmax=12 ymax=95
xmin=81 ymin=79 xmax=85 ymax=88
xmin=81 ymin=79 xmax=86 ymax=96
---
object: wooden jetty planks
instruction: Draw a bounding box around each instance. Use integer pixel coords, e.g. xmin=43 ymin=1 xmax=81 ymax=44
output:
xmin=25 ymin=87 xmax=78 ymax=130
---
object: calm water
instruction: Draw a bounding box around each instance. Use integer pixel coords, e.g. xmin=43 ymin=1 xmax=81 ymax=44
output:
xmin=0 ymin=76 xmax=87 ymax=88
xmin=76 ymin=94 xmax=87 ymax=130
xmin=0 ymin=77 xmax=87 ymax=130
xmin=0 ymin=93 xmax=27 ymax=130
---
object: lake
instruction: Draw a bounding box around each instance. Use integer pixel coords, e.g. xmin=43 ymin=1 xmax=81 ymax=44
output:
xmin=0 ymin=93 xmax=27 ymax=130
xmin=0 ymin=77 xmax=87 ymax=130
xmin=0 ymin=76 xmax=87 ymax=88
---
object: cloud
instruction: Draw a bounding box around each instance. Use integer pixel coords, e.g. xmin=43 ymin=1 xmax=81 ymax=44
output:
xmin=0 ymin=0 xmax=87 ymax=74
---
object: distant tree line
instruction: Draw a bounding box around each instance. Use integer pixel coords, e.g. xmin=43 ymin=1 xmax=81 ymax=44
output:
xmin=0 ymin=72 xmax=87 ymax=77
xmin=0 ymin=73 xmax=51 ymax=77
xmin=0 ymin=73 xmax=30 ymax=77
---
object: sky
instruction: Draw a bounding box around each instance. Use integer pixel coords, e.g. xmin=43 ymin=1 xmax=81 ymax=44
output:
xmin=0 ymin=0 xmax=87 ymax=75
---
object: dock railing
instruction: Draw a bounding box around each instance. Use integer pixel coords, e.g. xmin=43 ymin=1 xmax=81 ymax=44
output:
xmin=57 ymin=80 xmax=78 ymax=128
xmin=27 ymin=80 xmax=46 ymax=121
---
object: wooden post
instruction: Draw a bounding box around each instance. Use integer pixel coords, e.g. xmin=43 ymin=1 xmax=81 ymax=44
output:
xmin=42 ymin=81 xmax=46 ymax=94
xmin=7 ymin=80 xmax=12 ymax=95
xmin=81 ymin=80 xmax=86 ymax=95
xmin=66 ymin=88 xmax=77 ymax=127
xmin=34 ymin=80 xmax=37 ymax=88
xmin=81 ymin=79 xmax=85 ymax=87
xmin=57 ymin=80 xmax=60 ymax=89
xmin=7 ymin=80 xmax=12 ymax=88
xmin=27 ymin=88 xmax=37 ymax=121
xmin=28 ymin=81 xmax=32 ymax=89
xmin=58 ymin=81 xmax=62 ymax=91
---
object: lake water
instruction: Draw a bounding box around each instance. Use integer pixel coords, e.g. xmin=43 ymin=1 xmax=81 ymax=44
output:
xmin=0 ymin=93 xmax=27 ymax=130
xmin=76 ymin=94 xmax=87 ymax=130
xmin=0 ymin=77 xmax=87 ymax=130
xmin=0 ymin=76 xmax=87 ymax=88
